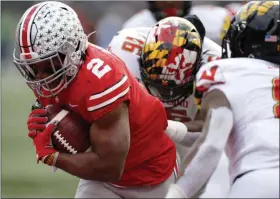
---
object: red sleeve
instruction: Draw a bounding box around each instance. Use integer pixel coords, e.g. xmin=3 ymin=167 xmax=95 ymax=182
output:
xmin=85 ymin=58 xmax=131 ymax=121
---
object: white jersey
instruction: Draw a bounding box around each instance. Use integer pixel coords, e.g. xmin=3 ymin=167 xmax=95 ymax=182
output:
xmin=108 ymin=27 xmax=222 ymax=122
xmin=122 ymin=9 xmax=157 ymax=29
xmin=190 ymin=5 xmax=233 ymax=45
xmin=108 ymin=27 xmax=149 ymax=81
xmin=195 ymin=58 xmax=280 ymax=183
xmin=201 ymin=37 xmax=221 ymax=63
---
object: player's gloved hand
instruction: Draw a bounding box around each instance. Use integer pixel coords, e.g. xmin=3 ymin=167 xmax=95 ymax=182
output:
xmin=28 ymin=123 xmax=59 ymax=166
xmin=27 ymin=102 xmax=48 ymax=132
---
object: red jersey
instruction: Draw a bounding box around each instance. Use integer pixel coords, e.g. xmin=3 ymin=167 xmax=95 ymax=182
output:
xmin=36 ymin=43 xmax=176 ymax=187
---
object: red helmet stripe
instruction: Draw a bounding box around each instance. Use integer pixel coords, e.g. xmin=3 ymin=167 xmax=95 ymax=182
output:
xmin=20 ymin=5 xmax=39 ymax=59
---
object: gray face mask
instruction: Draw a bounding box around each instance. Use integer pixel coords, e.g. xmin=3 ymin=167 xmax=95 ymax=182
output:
xmin=13 ymin=40 xmax=85 ymax=98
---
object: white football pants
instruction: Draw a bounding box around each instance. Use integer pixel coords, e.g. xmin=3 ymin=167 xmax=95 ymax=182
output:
xmin=228 ymin=167 xmax=279 ymax=198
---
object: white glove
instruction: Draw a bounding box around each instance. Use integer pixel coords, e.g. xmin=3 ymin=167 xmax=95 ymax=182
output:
xmin=165 ymin=120 xmax=200 ymax=147
xmin=165 ymin=120 xmax=188 ymax=143
xmin=165 ymin=184 xmax=187 ymax=198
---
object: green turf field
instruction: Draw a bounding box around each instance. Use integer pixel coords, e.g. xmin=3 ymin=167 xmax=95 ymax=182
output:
xmin=2 ymin=69 xmax=79 ymax=198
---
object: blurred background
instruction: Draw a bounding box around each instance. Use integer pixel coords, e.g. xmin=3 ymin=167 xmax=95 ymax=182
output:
xmin=1 ymin=1 xmax=242 ymax=198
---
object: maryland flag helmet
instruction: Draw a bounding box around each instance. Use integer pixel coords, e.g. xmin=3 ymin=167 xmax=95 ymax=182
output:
xmin=140 ymin=17 xmax=202 ymax=105
xmin=222 ymin=1 xmax=280 ymax=65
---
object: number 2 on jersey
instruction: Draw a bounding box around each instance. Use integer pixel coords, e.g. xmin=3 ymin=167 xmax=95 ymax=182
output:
xmin=121 ymin=36 xmax=144 ymax=55
xmin=87 ymin=58 xmax=112 ymax=79
xmin=272 ymin=77 xmax=279 ymax=118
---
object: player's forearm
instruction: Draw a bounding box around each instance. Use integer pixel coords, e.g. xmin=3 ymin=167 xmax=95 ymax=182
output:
xmin=165 ymin=140 xmax=221 ymax=198
xmin=174 ymin=107 xmax=233 ymax=198
xmin=55 ymin=152 xmax=124 ymax=181
xmin=180 ymin=132 xmax=201 ymax=147
xmin=177 ymin=143 xmax=223 ymax=197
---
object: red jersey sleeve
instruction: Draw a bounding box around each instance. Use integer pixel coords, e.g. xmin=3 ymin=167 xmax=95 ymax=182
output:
xmin=84 ymin=47 xmax=131 ymax=121
xmin=86 ymin=73 xmax=130 ymax=120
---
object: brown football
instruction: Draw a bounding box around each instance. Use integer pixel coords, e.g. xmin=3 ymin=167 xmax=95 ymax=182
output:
xmin=46 ymin=105 xmax=91 ymax=154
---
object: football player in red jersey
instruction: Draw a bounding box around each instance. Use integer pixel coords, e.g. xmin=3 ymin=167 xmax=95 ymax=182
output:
xmin=13 ymin=1 xmax=178 ymax=197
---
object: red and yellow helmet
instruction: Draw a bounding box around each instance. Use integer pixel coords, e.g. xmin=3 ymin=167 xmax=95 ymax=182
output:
xmin=140 ymin=17 xmax=202 ymax=106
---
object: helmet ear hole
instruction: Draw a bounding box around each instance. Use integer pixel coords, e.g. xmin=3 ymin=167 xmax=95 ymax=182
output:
xmin=66 ymin=65 xmax=78 ymax=77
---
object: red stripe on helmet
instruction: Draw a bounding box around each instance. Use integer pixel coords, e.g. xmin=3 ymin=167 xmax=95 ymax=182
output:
xmin=21 ymin=5 xmax=39 ymax=59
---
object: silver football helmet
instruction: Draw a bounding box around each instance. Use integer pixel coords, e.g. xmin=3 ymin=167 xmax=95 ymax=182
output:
xmin=13 ymin=1 xmax=88 ymax=97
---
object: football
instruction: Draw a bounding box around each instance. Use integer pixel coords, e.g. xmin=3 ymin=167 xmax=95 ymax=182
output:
xmin=46 ymin=105 xmax=91 ymax=154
